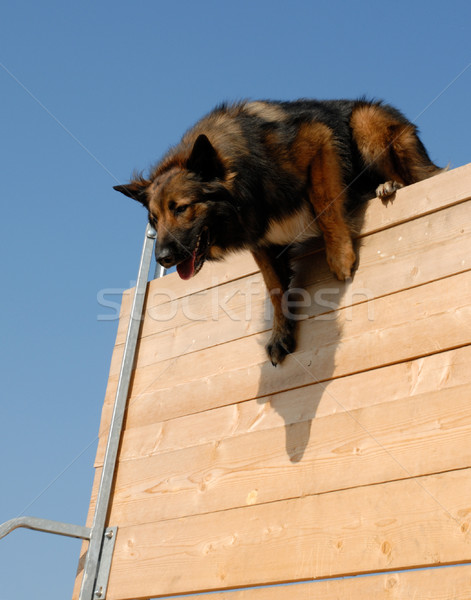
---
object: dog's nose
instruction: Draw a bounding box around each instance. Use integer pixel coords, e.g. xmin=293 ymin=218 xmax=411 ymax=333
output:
xmin=156 ymin=247 xmax=175 ymax=268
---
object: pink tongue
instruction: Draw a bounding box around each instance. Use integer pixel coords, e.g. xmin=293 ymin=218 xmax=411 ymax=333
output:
xmin=176 ymin=251 xmax=196 ymax=280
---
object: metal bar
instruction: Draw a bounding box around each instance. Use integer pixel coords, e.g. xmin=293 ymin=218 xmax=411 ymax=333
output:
xmin=0 ymin=516 xmax=91 ymax=541
xmin=93 ymin=527 xmax=117 ymax=599
xmin=79 ymin=224 xmax=157 ymax=600
xmin=153 ymin=262 xmax=167 ymax=279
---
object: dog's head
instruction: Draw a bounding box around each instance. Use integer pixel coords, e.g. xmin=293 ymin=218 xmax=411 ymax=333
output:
xmin=114 ymin=135 xmax=237 ymax=279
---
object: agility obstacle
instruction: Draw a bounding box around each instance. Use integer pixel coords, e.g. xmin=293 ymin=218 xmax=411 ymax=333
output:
xmin=71 ymin=163 xmax=471 ymax=599
xmin=10 ymin=165 xmax=471 ymax=599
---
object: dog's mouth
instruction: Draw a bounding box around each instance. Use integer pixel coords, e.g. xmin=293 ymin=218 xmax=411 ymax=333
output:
xmin=176 ymin=227 xmax=210 ymax=280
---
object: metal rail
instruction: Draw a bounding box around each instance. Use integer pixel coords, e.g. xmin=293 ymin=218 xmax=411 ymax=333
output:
xmin=0 ymin=224 xmax=161 ymax=600
xmin=79 ymin=223 xmax=157 ymax=599
xmin=0 ymin=517 xmax=91 ymax=541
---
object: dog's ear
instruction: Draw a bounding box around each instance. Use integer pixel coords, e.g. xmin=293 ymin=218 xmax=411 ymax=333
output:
xmin=113 ymin=180 xmax=149 ymax=206
xmin=187 ymin=134 xmax=225 ymax=181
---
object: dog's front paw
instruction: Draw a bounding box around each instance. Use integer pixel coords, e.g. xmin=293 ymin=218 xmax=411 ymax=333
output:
xmin=326 ymin=244 xmax=356 ymax=281
xmin=266 ymin=327 xmax=296 ymax=366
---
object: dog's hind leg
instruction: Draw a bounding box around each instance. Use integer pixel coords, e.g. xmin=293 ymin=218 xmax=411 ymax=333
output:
xmin=252 ymin=246 xmax=296 ymax=366
xmin=350 ymin=103 xmax=443 ymax=200
xmin=307 ymin=144 xmax=356 ymax=281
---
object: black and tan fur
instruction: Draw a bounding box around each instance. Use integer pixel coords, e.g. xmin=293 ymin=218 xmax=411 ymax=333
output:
xmin=114 ymin=99 xmax=442 ymax=365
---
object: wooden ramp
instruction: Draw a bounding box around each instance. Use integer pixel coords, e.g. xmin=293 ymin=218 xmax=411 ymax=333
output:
xmin=74 ymin=164 xmax=471 ymax=599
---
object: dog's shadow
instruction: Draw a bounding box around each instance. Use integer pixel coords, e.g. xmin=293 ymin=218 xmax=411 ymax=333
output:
xmin=255 ymin=205 xmax=368 ymax=463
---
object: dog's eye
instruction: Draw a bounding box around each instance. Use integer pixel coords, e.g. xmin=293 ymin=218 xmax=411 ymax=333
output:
xmin=174 ymin=204 xmax=189 ymax=215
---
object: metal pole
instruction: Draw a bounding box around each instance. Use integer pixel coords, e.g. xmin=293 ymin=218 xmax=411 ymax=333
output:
xmin=0 ymin=517 xmax=90 ymax=541
xmin=79 ymin=224 xmax=156 ymax=600
xmin=154 ymin=263 xmax=167 ymax=279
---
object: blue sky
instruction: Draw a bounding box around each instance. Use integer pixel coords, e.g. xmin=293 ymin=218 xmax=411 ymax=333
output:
xmin=0 ymin=1 xmax=469 ymax=598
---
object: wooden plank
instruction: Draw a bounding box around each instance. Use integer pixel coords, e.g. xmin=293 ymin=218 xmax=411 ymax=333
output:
xmin=105 ymin=468 xmax=471 ymax=599
xmin=102 ymin=270 xmax=471 ymax=424
xmin=360 ymin=162 xmax=471 ymax=234
xmin=194 ymin=565 xmax=471 ymax=600
xmin=117 ymin=251 xmax=258 ymax=330
xmin=115 ymin=162 xmax=471 ymax=327
xmin=110 ymin=199 xmax=471 ymax=365
xmin=91 ymin=385 xmax=471 ymax=525
xmin=95 ymin=345 xmax=471 ymax=464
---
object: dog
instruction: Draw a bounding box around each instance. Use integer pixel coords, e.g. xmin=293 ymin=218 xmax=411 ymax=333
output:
xmin=114 ymin=99 xmax=442 ymax=365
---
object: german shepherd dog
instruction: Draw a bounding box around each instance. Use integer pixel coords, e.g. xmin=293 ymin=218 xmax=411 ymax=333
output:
xmin=114 ymin=99 xmax=442 ymax=365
